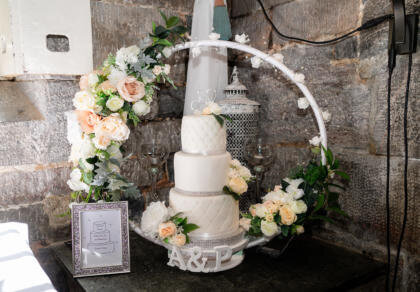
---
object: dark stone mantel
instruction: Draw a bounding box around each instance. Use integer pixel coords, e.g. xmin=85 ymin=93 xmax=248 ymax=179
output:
xmin=49 ymin=231 xmax=385 ymax=291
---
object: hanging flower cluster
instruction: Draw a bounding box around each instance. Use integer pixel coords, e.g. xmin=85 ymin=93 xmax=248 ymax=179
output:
xmin=223 ymin=159 xmax=253 ymax=200
xmin=67 ymin=12 xmax=187 ymax=204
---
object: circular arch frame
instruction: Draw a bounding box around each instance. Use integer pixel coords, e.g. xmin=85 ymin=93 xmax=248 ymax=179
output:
xmin=170 ymin=40 xmax=327 ymax=164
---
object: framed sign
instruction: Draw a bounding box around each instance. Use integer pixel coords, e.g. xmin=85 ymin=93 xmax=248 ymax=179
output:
xmin=71 ymin=201 xmax=130 ymax=277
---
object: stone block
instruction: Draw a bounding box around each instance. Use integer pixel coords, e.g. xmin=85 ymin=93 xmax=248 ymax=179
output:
xmin=231 ymin=0 xmax=292 ymax=18
xmin=362 ymin=0 xmax=419 ymax=23
xmin=272 ymin=0 xmax=360 ymax=45
xmin=333 ymin=35 xmax=358 ymax=60
xmin=158 ymin=86 xmax=185 ymax=118
xmin=0 ymin=164 xmax=72 ymax=205
xmin=231 ymin=11 xmax=272 ymax=51
xmin=91 ymin=1 xmax=191 ymax=68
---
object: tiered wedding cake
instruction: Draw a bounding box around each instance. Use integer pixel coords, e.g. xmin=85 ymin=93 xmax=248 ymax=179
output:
xmin=169 ymin=115 xmax=241 ymax=240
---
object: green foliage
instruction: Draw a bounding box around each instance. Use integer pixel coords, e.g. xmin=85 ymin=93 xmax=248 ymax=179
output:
xmin=223 ymin=186 xmax=241 ymax=200
xmin=211 ymin=113 xmax=232 ymax=128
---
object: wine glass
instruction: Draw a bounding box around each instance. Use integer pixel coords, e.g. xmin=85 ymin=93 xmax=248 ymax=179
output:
xmin=140 ymin=142 xmax=169 ymax=207
xmin=244 ymin=137 xmax=275 ymax=203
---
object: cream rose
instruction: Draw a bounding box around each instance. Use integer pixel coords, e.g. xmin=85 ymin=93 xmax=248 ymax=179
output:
xmin=265 ymin=213 xmax=274 ymax=222
xmin=106 ymin=97 xmax=124 ymax=112
xmin=263 ymin=200 xmax=278 ymax=214
xmin=228 ymin=176 xmax=248 ymax=195
xmin=254 ymin=203 xmax=269 ymax=218
xmin=279 ymin=205 xmax=297 ymax=225
xmin=133 ymin=100 xmax=151 ymax=116
xmin=158 ymin=222 xmax=177 ymax=239
xmin=99 ymin=80 xmax=117 ymax=92
xmin=152 ymin=65 xmax=162 ymax=75
xmin=170 ymin=233 xmax=187 ymax=247
xmin=117 ymin=76 xmax=145 ymax=102
xmin=238 ymin=166 xmax=252 ymax=181
xmin=290 ymin=200 xmax=307 ymax=214
xmin=261 ymin=220 xmax=278 ymax=237
xmin=93 ymin=134 xmax=111 ymax=150
xmin=79 ymin=74 xmax=89 ymax=91
xmin=239 ymin=218 xmax=251 ymax=231
xmin=249 ymin=205 xmax=257 ymax=217
xmin=73 ymin=91 xmax=96 ymax=111
xmin=274 ymin=185 xmax=282 ymax=192
xmin=67 ymin=168 xmax=89 ymax=192
xmin=94 ymin=114 xmax=130 ymax=142
xmin=296 ymin=225 xmax=305 ymax=235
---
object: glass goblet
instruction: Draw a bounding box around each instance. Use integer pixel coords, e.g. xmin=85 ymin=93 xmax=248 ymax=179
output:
xmin=140 ymin=143 xmax=169 ymax=206
xmin=244 ymin=137 xmax=275 ymax=203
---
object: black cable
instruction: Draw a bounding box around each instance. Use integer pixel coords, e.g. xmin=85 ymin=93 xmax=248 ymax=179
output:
xmin=391 ymin=53 xmax=412 ymax=292
xmin=385 ymin=44 xmax=395 ymax=291
xmin=256 ymin=0 xmax=393 ymax=45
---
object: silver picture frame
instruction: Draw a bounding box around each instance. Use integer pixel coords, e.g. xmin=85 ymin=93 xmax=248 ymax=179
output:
xmin=71 ymin=201 xmax=130 ymax=277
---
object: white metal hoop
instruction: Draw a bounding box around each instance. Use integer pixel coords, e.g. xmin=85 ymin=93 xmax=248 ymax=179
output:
xmin=171 ymin=40 xmax=327 ymax=164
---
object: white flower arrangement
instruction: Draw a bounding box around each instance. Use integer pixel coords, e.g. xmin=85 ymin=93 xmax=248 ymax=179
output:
xmin=223 ymin=159 xmax=253 ymax=200
xmin=297 ymin=97 xmax=310 ymax=109
xmin=250 ymin=56 xmax=263 ymax=68
xmin=235 ymin=33 xmax=250 ymax=44
xmin=141 ymin=201 xmax=199 ymax=246
xmin=200 ymin=102 xmax=231 ymax=127
xmin=67 ymin=12 xmax=187 ymax=204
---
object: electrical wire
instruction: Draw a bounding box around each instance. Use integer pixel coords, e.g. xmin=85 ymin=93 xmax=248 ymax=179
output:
xmin=256 ymin=0 xmax=393 ymax=45
xmin=385 ymin=48 xmax=394 ymax=291
xmin=391 ymin=53 xmax=412 ymax=292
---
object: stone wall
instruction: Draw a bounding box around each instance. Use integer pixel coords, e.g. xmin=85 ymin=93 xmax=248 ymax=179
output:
xmin=229 ymin=0 xmax=419 ymax=289
xmin=0 ymin=0 xmax=418 ymax=289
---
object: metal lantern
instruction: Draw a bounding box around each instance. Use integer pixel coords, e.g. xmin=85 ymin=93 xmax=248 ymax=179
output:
xmin=220 ymin=66 xmax=260 ymax=164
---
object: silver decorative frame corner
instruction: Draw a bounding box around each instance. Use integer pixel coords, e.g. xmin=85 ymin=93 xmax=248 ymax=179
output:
xmin=71 ymin=201 xmax=130 ymax=277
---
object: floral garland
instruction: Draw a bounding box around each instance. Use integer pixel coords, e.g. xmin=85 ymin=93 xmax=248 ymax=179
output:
xmin=239 ymin=147 xmax=349 ymax=238
xmin=67 ymin=12 xmax=187 ymax=204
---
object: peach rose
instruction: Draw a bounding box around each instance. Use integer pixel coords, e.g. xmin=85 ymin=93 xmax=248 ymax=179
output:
xmin=158 ymin=222 xmax=177 ymax=239
xmin=263 ymin=200 xmax=278 ymax=214
xmin=279 ymin=205 xmax=297 ymax=226
xmin=94 ymin=114 xmax=130 ymax=142
xmin=99 ymin=80 xmax=117 ymax=92
xmin=76 ymin=110 xmax=101 ymax=134
xmin=228 ymin=176 xmax=248 ymax=195
xmin=79 ymin=74 xmax=89 ymax=91
xmin=169 ymin=233 xmax=187 ymax=247
xmin=117 ymin=76 xmax=145 ymax=102
xmin=93 ymin=134 xmax=111 ymax=150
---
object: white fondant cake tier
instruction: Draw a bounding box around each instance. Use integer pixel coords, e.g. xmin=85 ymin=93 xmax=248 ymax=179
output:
xmin=181 ymin=115 xmax=226 ymax=155
xmin=174 ymin=151 xmax=230 ymax=193
xmin=169 ymin=188 xmax=239 ymax=237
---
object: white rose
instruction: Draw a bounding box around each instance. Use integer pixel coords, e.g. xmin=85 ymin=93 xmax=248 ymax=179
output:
xmin=272 ymin=53 xmax=284 ymax=63
xmin=140 ymin=201 xmax=170 ymax=236
xmin=294 ymin=72 xmax=305 ymax=83
xmin=251 ymin=56 xmax=262 ymax=68
xmin=227 ymin=168 xmax=240 ymax=180
xmin=309 ymin=136 xmax=322 ymax=147
xmin=163 ymin=64 xmax=171 ymax=75
xmin=133 ymin=100 xmax=151 ymax=116
xmin=116 ymin=45 xmax=140 ymax=70
xmin=152 ymin=65 xmax=162 ymax=75
xmin=290 ymin=200 xmax=308 ymax=214
xmin=255 ymin=203 xmax=269 ymax=218
xmin=228 ymin=176 xmax=248 ymax=195
xmin=279 ymin=205 xmax=297 ymax=225
xmin=202 ymin=102 xmax=221 ymax=115
xmin=261 ymin=220 xmax=278 ymax=237
xmin=322 ymin=110 xmax=331 ymax=122
xmin=67 ymin=168 xmax=89 ymax=192
xmin=108 ymin=68 xmax=127 ymax=87
xmin=238 ymin=166 xmax=252 ymax=181
xmin=230 ymin=159 xmax=242 ymax=168
xmin=208 ymin=32 xmax=220 ymax=40
xmin=235 ymin=33 xmax=250 ymax=44
xmin=93 ymin=135 xmax=111 ymax=150
xmin=239 ymin=218 xmax=251 ymax=231
xmin=73 ymin=91 xmax=95 ymax=111
xmin=297 ymin=97 xmax=309 ymax=109
xmin=162 ymin=47 xmax=173 ymax=58
xmin=68 ymin=135 xmax=96 ymax=165
xmin=106 ymin=97 xmax=124 ymax=112
xmin=87 ymin=72 xmax=99 ymax=87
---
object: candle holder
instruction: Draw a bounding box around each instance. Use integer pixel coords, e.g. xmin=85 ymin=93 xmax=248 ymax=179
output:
xmin=140 ymin=142 xmax=169 ymax=207
xmin=244 ymin=137 xmax=274 ymax=203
